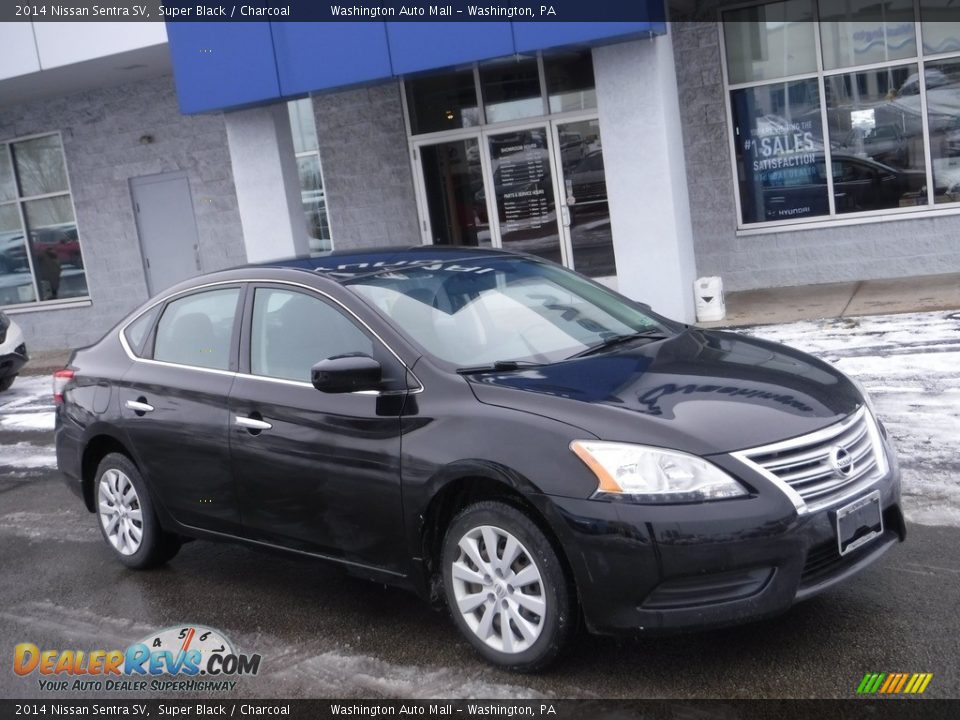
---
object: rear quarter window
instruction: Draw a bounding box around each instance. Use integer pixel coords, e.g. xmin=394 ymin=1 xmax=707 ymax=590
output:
xmin=122 ymin=305 xmax=160 ymax=357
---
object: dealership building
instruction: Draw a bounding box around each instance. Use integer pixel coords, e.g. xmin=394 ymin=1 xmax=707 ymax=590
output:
xmin=2 ymin=2 xmax=960 ymax=350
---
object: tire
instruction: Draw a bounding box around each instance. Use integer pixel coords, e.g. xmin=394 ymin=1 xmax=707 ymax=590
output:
xmin=94 ymin=453 xmax=181 ymax=569
xmin=0 ymin=375 xmax=15 ymax=392
xmin=441 ymin=501 xmax=577 ymax=672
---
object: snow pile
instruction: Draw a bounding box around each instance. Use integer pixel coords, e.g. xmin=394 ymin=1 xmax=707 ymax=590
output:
xmin=0 ymin=441 xmax=57 ymax=469
xmin=0 ymin=375 xmax=55 ymax=431
xmin=744 ymin=311 xmax=960 ymax=527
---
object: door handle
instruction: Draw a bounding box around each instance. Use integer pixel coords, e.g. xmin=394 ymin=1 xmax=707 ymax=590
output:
xmin=235 ymin=415 xmax=272 ymax=432
xmin=125 ymin=399 xmax=154 ymax=414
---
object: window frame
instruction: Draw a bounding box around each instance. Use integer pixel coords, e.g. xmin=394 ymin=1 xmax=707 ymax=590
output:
xmin=0 ymin=130 xmax=91 ymax=311
xmin=718 ymin=0 xmax=960 ymax=233
xmin=118 ymin=278 xmax=423 ymax=392
xmin=242 ymin=283 xmax=389 ymax=386
xmin=286 ymin=98 xmax=335 ymax=254
xmin=148 ymin=284 xmax=246 ymax=373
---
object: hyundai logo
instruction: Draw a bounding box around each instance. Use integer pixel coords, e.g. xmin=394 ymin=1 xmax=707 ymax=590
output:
xmin=829 ymin=446 xmax=854 ymax=476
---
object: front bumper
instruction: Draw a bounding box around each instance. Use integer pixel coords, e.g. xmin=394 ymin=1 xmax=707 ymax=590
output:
xmin=533 ymin=446 xmax=903 ymax=636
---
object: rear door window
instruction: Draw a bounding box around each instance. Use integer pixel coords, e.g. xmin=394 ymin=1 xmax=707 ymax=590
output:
xmin=153 ymin=287 xmax=241 ymax=370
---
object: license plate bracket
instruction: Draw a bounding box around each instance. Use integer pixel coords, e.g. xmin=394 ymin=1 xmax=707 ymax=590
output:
xmin=836 ymin=491 xmax=883 ymax=556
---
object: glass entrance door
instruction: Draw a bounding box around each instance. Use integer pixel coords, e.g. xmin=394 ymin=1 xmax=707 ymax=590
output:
xmin=484 ymin=126 xmax=564 ymax=265
xmin=552 ymin=118 xmax=615 ymax=278
xmin=414 ymin=116 xmax=616 ymax=279
xmin=417 ymin=138 xmax=489 ymax=247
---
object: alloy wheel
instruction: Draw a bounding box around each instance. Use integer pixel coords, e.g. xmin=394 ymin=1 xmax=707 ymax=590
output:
xmin=98 ymin=468 xmax=144 ymax=556
xmin=450 ymin=525 xmax=546 ymax=654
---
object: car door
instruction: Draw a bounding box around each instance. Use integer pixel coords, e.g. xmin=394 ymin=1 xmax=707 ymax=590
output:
xmin=228 ymin=283 xmax=410 ymax=575
xmin=119 ymin=284 xmax=244 ymax=533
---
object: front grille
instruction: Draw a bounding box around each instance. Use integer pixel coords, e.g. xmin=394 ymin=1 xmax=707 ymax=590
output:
xmin=736 ymin=408 xmax=884 ymax=510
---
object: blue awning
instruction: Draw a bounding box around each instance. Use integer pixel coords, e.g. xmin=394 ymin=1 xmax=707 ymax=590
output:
xmin=167 ymin=14 xmax=666 ymax=114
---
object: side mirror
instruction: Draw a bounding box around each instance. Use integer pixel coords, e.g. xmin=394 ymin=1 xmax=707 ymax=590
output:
xmin=311 ymin=354 xmax=382 ymax=394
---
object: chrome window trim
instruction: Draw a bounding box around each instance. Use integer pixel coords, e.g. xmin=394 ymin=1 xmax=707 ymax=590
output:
xmin=731 ymin=406 xmax=888 ymax=515
xmin=118 ymin=277 xmax=424 ymax=395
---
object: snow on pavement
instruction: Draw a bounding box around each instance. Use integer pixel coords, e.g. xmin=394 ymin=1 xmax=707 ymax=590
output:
xmin=0 ymin=375 xmax=56 ymax=470
xmin=743 ymin=311 xmax=960 ymax=527
xmin=1 ymin=310 xmax=958 ymax=526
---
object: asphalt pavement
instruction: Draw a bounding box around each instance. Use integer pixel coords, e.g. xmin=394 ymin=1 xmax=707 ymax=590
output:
xmin=1 ymin=421 xmax=958 ymax=700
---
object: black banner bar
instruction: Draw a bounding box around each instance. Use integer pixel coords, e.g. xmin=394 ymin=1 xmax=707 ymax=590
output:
xmin=0 ymin=0 xmax=667 ymax=23
xmin=2 ymin=699 xmax=959 ymax=719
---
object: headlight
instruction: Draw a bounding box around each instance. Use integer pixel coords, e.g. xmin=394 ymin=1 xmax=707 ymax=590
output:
xmin=570 ymin=441 xmax=749 ymax=503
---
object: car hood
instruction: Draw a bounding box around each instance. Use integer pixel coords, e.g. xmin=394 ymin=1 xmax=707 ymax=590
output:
xmin=465 ymin=329 xmax=862 ymax=456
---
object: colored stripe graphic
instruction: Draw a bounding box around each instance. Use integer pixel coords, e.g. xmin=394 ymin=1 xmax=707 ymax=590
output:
xmin=858 ymin=673 xmax=933 ymax=694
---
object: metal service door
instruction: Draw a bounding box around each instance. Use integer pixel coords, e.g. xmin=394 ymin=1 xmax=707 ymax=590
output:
xmin=130 ymin=172 xmax=203 ymax=294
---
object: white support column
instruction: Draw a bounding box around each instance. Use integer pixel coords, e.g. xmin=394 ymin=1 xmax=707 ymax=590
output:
xmin=593 ymin=30 xmax=698 ymax=323
xmin=224 ymin=103 xmax=310 ymax=263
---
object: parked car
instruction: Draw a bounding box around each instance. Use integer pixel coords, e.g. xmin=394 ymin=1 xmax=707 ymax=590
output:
xmin=0 ymin=311 xmax=28 ymax=392
xmin=55 ymin=248 xmax=904 ymax=671
xmin=756 ymin=153 xmax=926 ymax=219
xmin=0 ymin=232 xmax=29 ymax=274
xmin=31 ymin=226 xmax=83 ymax=269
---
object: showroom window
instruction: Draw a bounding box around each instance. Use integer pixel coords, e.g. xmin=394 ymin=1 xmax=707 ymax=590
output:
xmin=0 ymin=132 xmax=89 ymax=308
xmin=722 ymin=0 xmax=960 ymax=227
xmin=287 ymin=99 xmax=333 ymax=254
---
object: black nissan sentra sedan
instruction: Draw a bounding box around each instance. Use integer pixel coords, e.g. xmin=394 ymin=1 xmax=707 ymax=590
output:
xmin=55 ymin=247 xmax=903 ymax=671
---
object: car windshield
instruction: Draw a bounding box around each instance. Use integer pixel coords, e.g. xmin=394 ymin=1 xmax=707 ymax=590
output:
xmin=344 ymin=256 xmax=669 ymax=368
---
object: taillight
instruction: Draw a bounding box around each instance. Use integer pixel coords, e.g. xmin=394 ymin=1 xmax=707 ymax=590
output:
xmin=53 ymin=369 xmax=75 ymax=405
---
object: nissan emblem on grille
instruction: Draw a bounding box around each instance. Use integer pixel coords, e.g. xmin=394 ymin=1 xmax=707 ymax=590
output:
xmin=829 ymin=446 xmax=854 ymax=476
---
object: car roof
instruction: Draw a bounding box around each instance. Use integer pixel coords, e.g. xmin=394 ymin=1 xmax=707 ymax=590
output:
xmin=254 ymin=245 xmax=522 ymax=282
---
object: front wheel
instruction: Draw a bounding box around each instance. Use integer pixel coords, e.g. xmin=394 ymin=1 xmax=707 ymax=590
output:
xmin=95 ymin=453 xmax=181 ymax=569
xmin=441 ymin=501 xmax=577 ymax=672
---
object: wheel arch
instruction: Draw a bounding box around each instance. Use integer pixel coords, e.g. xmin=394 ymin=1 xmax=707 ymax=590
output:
xmin=418 ymin=469 xmax=577 ymax=609
xmin=80 ymin=434 xmax=139 ymax=512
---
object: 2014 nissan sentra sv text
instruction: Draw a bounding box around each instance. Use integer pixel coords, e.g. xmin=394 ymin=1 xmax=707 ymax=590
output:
xmin=55 ymin=247 xmax=904 ymax=671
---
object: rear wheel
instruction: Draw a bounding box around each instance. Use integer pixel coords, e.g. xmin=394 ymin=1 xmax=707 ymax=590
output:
xmin=95 ymin=453 xmax=180 ymax=569
xmin=441 ymin=501 xmax=577 ymax=672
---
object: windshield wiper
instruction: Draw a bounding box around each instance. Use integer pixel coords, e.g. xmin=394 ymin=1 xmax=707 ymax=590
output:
xmin=456 ymin=360 xmax=544 ymax=375
xmin=570 ymin=328 xmax=670 ymax=359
